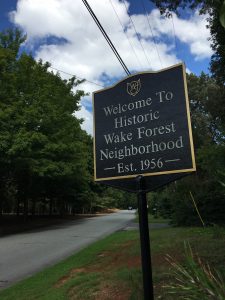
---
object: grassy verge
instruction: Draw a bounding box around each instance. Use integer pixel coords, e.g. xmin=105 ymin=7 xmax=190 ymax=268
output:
xmin=134 ymin=213 xmax=171 ymax=224
xmin=147 ymin=214 xmax=171 ymax=224
xmin=1 ymin=226 xmax=225 ymax=299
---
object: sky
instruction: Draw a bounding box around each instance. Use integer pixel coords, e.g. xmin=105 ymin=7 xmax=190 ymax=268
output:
xmin=0 ymin=0 xmax=213 ymax=135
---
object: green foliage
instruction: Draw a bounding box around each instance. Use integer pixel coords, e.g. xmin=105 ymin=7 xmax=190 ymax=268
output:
xmin=165 ymin=242 xmax=225 ymax=299
xmin=152 ymin=0 xmax=225 ymax=84
xmin=153 ymin=175 xmax=225 ymax=226
xmin=148 ymin=190 xmax=172 ymax=218
xmin=217 ymin=169 xmax=225 ymax=186
xmin=0 ymin=28 xmax=130 ymax=217
xmin=187 ymin=73 xmax=225 ymax=143
xmin=0 ymin=28 xmax=102 ymax=216
xmin=148 ymin=72 xmax=225 ymax=226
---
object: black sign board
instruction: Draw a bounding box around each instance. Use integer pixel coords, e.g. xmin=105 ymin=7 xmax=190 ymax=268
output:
xmin=93 ymin=63 xmax=196 ymax=182
xmin=99 ymin=172 xmax=189 ymax=193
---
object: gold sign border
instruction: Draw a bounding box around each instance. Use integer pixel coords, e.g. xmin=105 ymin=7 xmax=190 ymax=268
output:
xmin=93 ymin=62 xmax=196 ymax=182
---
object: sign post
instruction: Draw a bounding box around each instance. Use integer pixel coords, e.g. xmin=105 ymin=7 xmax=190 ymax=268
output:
xmin=93 ymin=63 xmax=196 ymax=299
xmin=137 ymin=175 xmax=154 ymax=299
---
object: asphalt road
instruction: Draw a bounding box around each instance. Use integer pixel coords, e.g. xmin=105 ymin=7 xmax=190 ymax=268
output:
xmin=0 ymin=210 xmax=135 ymax=289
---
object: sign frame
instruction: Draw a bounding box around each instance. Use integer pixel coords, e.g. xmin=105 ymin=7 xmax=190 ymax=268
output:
xmin=93 ymin=63 xmax=196 ymax=182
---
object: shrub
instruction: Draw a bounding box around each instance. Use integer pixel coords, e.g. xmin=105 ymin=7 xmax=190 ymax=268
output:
xmin=164 ymin=242 xmax=225 ymax=299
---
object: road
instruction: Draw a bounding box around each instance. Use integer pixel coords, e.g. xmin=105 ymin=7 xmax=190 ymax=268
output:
xmin=0 ymin=210 xmax=135 ymax=289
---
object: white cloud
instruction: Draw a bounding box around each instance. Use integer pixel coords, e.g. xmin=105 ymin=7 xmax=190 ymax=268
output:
xmin=10 ymin=0 xmax=212 ymax=134
xmin=172 ymin=12 xmax=212 ymax=60
xmin=75 ymin=105 xmax=93 ymax=136
xmin=147 ymin=10 xmax=213 ymax=60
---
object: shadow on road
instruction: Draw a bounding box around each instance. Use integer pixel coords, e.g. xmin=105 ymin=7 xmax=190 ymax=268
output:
xmin=0 ymin=214 xmax=101 ymax=237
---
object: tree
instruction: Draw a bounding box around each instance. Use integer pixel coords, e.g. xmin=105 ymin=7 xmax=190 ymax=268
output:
xmin=152 ymin=0 xmax=225 ymax=84
xmin=0 ymin=28 xmax=92 ymax=218
xmin=150 ymin=72 xmax=225 ymax=225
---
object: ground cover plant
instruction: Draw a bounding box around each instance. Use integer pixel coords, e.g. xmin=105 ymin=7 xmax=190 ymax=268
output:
xmin=165 ymin=242 xmax=225 ymax=299
xmin=1 ymin=226 xmax=225 ymax=299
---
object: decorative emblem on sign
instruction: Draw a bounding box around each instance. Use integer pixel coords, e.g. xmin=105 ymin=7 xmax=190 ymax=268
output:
xmin=127 ymin=79 xmax=141 ymax=96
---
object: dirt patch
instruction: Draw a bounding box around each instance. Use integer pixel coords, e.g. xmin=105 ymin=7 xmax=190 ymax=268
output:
xmin=95 ymin=252 xmax=141 ymax=271
xmin=152 ymin=253 xmax=169 ymax=268
xmin=152 ymin=250 xmax=185 ymax=298
xmin=92 ymin=282 xmax=131 ymax=300
xmin=88 ymin=240 xmax=141 ymax=272
xmin=152 ymin=249 xmax=184 ymax=268
xmin=54 ymin=241 xmax=182 ymax=291
xmin=69 ymin=281 xmax=132 ymax=300
xmin=54 ymin=268 xmax=86 ymax=288
xmin=54 ymin=239 xmax=140 ymax=289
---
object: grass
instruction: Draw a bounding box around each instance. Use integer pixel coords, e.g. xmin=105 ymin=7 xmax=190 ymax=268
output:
xmin=1 ymin=226 xmax=225 ymax=299
xmin=134 ymin=213 xmax=171 ymax=224
xmin=147 ymin=214 xmax=171 ymax=224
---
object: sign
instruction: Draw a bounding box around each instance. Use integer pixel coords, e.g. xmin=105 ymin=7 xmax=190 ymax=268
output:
xmin=93 ymin=63 xmax=196 ymax=182
xmin=99 ymin=173 xmax=189 ymax=193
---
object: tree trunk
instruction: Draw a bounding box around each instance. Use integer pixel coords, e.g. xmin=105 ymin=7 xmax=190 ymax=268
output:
xmin=23 ymin=197 xmax=28 ymax=222
xmin=60 ymin=200 xmax=65 ymax=217
xmin=0 ymin=183 xmax=4 ymax=216
xmin=16 ymin=198 xmax=20 ymax=216
xmin=0 ymin=198 xmax=2 ymax=217
xmin=89 ymin=200 xmax=93 ymax=214
xmin=31 ymin=198 xmax=36 ymax=216
xmin=49 ymin=198 xmax=53 ymax=216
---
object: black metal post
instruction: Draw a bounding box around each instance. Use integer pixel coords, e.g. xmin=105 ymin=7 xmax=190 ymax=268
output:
xmin=136 ymin=175 xmax=154 ymax=300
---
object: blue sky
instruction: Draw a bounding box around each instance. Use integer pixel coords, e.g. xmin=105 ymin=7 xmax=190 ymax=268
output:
xmin=0 ymin=0 xmax=213 ymax=134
